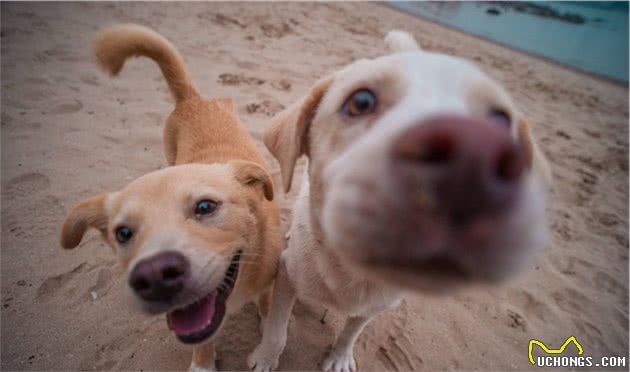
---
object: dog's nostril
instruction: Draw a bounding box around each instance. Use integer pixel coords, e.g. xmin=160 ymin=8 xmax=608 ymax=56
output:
xmin=495 ymin=146 xmax=524 ymax=182
xmin=419 ymin=134 xmax=455 ymax=164
xmin=162 ymin=266 xmax=184 ymax=282
xmin=131 ymin=278 xmax=150 ymax=292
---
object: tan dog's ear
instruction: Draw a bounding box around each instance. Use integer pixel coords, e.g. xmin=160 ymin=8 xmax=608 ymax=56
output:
xmin=385 ymin=30 xmax=421 ymax=53
xmin=231 ymin=161 xmax=275 ymax=201
xmin=60 ymin=194 xmax=109 ymax=249
xmin=517 ymin=118 xmax=552 ymax=185
xmin=264 ymin=76 xmax=333 ymax=192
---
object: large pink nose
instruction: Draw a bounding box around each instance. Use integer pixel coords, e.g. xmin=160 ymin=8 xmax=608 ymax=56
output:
xmin=392 ymin=115 xmax=526 ymax=225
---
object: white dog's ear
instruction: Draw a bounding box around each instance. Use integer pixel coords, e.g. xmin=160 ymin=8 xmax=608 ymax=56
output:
xmin=385 ymin=30 xmax=421 ymax=53
xmin=264 ymin=76 xmax=333 ymax=193
xmin=517 ymin=118 xmax=552 ymax=186
xmin=60 ymin=193 xmax=110 ymax=249
xmin=231 ymin=160 xmax=275 ymax=201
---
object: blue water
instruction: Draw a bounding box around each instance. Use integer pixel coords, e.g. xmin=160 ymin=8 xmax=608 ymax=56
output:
xmin=387 ymin=1 xmax=629 ymax=82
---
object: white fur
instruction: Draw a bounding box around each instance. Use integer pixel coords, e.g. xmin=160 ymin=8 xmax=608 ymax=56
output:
xmin=385 ymin=30 xmax=420 ymax=52
xmin=190 ymin=361 xmax=216 ymax=372
xmin=249 ymin=30 xmax=550 ymax=371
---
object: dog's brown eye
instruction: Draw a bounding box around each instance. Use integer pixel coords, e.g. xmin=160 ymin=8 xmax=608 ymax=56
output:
xmin=488 ymin=108 xmax=511 ymax=127
xmin=344 ymin=89 xmax=377 ymax=117
xmin=115 ymin=226 xmax=133 ymax=244
xmin=194 ymin=200 xmax=219 ymax=216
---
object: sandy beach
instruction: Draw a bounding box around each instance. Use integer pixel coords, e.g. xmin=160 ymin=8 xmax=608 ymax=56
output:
xmin=1 ymin=2 xmax=628 ymax=371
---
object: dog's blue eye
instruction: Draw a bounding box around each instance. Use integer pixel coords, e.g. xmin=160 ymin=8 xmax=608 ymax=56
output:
xmin=489 ymin=108 xmax=511 ymax=127
xmin=115 ymin=226 xmax=133 ymax=244
xmin=194 ymin=200 xmax=219 ymax=216
xmin=344 ymin=89 xmax=377 ymax=117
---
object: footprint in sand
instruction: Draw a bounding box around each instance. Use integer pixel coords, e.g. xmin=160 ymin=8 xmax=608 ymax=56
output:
xmin=2 ymin=172 xmax=59 ymax=242
xmin=49 ymin=99 xmax=83 ymax=115
xmin=198 ymin=12 xmax=247 ymax=29
xmin=3 ymin=194 xmax=64 ymax=240
xmin=87 ymin=267 xmax=117 ymax=300
xmin=36 ymin=257 xmax=118 ymax=302
xmin=36 ymin=262 xmax=89 ymax=301
xmin=217 ymin=73 xmax=265 ymax=86
xmin=271 ymin=80 xmax=292 ymax=92
xmin=551 ymin=288 xmax=588 ymax=316
xmin=79 ymin=74 xmax=100 ymax=86
xmin=593 ymin=271 xmax=627 ymax=298
xmin=572 ymin=317 xmax=606 ymax=350
xmin=505 ymin=288 xmax=553 ymax=323
xmin=506 ymin=309 xmax=527 ymax=331
xmin=376 ymin=334 xmax=423 ymax=371
xmin=260 ymin=23 xmax=293 ymax=38
xmin=245 ymin=100 xmax=285 ymax=117
xmin=3 ymin=172 xmax=51 ymax=199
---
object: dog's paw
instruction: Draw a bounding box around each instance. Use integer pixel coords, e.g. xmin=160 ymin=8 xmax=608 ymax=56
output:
xmin=322 ymin=350 xmax=356 ymax=372
xmin=189 ymin=361 xmax=217 ymax=372
xmin=247 ymin=342 xmax=283 ymax=372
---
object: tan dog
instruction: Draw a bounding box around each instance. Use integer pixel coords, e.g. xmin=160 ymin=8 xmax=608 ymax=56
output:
xmin=60 ymin=24 xmax=282 ymax=372
xmin=248 ymin=31 xmax=551 ymax=372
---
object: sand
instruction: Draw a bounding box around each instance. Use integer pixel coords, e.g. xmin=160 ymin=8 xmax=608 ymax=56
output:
xmin=1 ymin=2 xmax=627 ymax=371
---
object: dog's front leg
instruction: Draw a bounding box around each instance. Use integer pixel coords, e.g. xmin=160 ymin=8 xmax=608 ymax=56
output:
xmin=322 ymin=316 xmax=370 ymax=372
xmin=190 ymin=342 xmax=216 ymax=372
xmin=247 ymin=255 xmax=295 ymax=372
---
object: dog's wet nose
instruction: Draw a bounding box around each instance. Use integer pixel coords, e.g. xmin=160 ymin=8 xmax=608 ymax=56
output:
xmin=129 ymin=251 xmax=189 ymax=302
xmin=392 ymin=114 xmax=526 ymax=225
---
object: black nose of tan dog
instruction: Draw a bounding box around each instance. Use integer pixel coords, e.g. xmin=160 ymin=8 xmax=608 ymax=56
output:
xmin=393 ymin=114 xmax=526 ymax=225
xmin=129 ymin=251 xmax=190 ymax=302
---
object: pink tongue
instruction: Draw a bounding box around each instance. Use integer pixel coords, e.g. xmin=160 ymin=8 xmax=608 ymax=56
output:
xmin=167 ymin=290 xmax=217 ymax=336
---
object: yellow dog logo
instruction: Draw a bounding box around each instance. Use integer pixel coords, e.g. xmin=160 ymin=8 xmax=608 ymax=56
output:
xmin=528 ymin=336 xmax=584 ymax=365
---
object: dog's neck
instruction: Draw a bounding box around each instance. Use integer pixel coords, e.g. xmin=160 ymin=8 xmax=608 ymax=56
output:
xmin=170 ymin=98 xmax=267 ymax=167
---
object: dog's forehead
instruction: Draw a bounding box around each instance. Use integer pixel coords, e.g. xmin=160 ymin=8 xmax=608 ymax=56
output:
xmin=335 ymin=51 xmax=487 ymax=90
xmin=111 ymin=164 xmax=234 ymax=209
xmin=397 ymin=51 xmax=485 ymax=79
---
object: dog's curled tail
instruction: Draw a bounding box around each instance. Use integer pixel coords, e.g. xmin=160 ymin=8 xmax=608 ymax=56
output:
xmin=94 ymin=24 xmax=199 ymax=103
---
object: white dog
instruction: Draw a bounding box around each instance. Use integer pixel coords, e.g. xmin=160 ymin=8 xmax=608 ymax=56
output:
xmin=248 ymin=30 xmax=551 ymax=372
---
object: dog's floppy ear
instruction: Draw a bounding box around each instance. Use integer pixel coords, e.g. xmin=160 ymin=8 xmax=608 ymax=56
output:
xmin=60 ymin=193 xmax=110 ymax=249
xmin=264 ymin=76 xmax=333 ymax=193
xmin=517 ymin=118 xmax=552 ymax=186
xmin=385 ymin=30 xmax=421 ymax=53
xmin=231 ymin=160 xmax=275 ymax=201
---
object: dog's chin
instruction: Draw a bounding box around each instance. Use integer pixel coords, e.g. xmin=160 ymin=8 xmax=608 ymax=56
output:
xmin=353 ymin=254 xmax=514 ymax=294
xmin=323 ymin=203 xmax=533 ymax=293
xmin=132 ymin=251 xmax=242 ymax=344
xmin=338 ymin=250 xmax=471 ymax=294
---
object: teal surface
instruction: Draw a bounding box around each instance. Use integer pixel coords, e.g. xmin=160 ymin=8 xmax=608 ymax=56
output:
xmin=387 ymin=1 xmax=629 ymax=82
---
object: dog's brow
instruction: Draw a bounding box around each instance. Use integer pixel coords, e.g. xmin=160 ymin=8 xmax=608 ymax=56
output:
xmin=190 ymin=188 xmax=223 ymax=202
xmin=468 ymin=79 xmax=515 ymax=114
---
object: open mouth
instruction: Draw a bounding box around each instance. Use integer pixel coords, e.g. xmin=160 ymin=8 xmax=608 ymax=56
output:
xmin=166 ymin=251 xmax=241 ymax=344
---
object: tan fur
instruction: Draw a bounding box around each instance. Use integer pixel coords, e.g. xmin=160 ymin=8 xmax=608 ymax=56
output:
xmin=61 ymin=24 xmax=282 ymax=372
xmin=518 ymin=118 xmax=553 ymax=185
xmin=264 ymin=76 xmax=333 ymax=192
xmin=95 ymin=24 xmax=198 ymax=102
xmin=60 ymin=193 xmax=108 ymax=249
